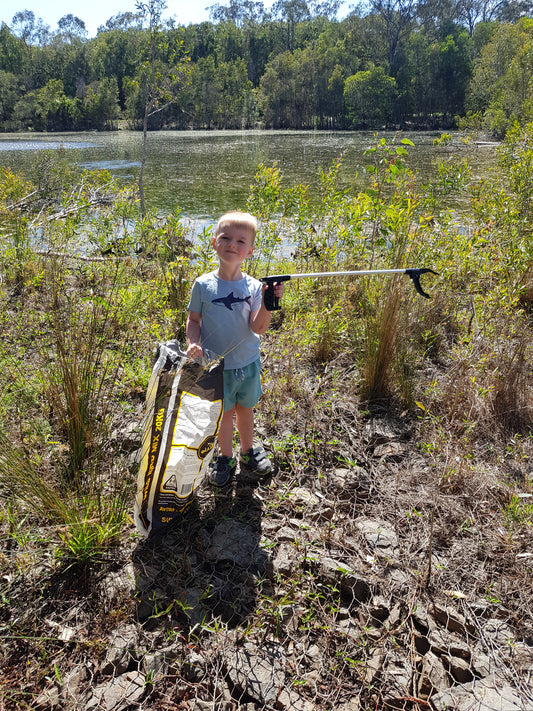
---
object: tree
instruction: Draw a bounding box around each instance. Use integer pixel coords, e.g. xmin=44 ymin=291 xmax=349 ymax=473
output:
xmin=344 ymin=64 xmax=398 ymax=127
xmin=417 ymin=0 xmax=459 ymax=37
xmin=12 ymin=79 xmax=80 ymax=130
xmin=82 ymin=77 xmax=120 ymax=129
xmin=310 ymin=0 xmax=343 ymax=19
xmin=455 ymin=0 xmax=531 ymax=36
xmin=97 ymin=12 xmax=143 ymax=33
xmin=0 ymin=24 xmax=27 ymax=74
xmin=89 ymin=27 xmax=143 ymax=109
xmin=11 ymin=10 xmax=51 ymax=46
xmin=0 ymin=70 xmax=20 ymax=129
xmin=208 ymin=0 xmax=268 ymax=26
xmin=272 ymin=0 xmax=312 ymax=51
xmin=215 ymin=58 xmax=255 ymax=127
xmin=186 ymin=55 xmax=221 ymax=127
xmin=467 ymin=19 xmax=533 ymax=134
xmin=434 ymin=27 xmax=472 ymax=117
xmin=133 ymin=0 xmax=190 ymax=215
xmin=365 ymin=0 xmax=418 ymax=71
xmin=56 ymin=14 xmax=88 ymax=43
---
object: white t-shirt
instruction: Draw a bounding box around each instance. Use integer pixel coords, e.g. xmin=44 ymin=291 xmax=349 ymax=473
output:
xmin=188 ymin=271 xmax=263 ymax=369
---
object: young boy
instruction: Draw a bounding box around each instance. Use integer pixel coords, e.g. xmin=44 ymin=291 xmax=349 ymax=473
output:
xmin=186 ymin=211 xmax=284 ymax=487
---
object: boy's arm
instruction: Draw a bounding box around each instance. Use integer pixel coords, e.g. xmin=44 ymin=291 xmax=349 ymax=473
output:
xmin=250 ymin=283 xmax=284 ymax=334
xmin=186 ymin=311 xmax=203 ymax=359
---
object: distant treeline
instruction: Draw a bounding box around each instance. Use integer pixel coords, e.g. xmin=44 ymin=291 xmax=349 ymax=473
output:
xmin=0 ymin=0 xmax=532 ymax=135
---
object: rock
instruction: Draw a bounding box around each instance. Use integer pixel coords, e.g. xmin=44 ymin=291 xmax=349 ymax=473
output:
xmin=224 ymin=642 xmax=285 ymax=706
xmin=470 ymin=648 xmax=496 ymax=679
xmin=330 ymin=467 xmax=373 ymax=499
xmin=33 ymin=686 xmax=60 ymax=710
xmin=411 ymin=601 xmax=433 ymax=633
xmin=317 ymin=556 xmax=372 ymax=603
xmin=187 ymin=700 xmax=219 ymax=711
xmin=305 ymin=644 xmax=323 ymax=663
xmin=61 ymin=665 xmax=90 ymax=704
xmin=277 ymin=688 xmax=315 ymax=711
xmin=357 ymin=519 xmax=399 ymax=559
xmin=414 ymin=631 xmax=431 ymax=655
xmin=181 ymin=651 xmax=207 ymax=682
xmin=143 ymin=646 xmax=177 ymax=680
xmin=480 ymin=618 xmax=517 ymax=647
xmin=86 ymin=671 xmax=145 ymax=711
xmin=335 ymin=697 xmax=361 ymax=711
xmin=364 ymin=650 xmax=384 ymax=684
xmin=182 ymin=585 xmax=208 ymax=627
xmin=287 ymin=487 xmax=320 ymax=506
xmin=111 ymin=420 xmax=142 ymax=452
xmin=418 ymin=651 xmax=449 ymax=697
xmin=363 ymin=418 xmax=407 ymax=444
xmin=368 ymin=595 xmax=390 ymax=623
xmin=381 ymin=650 xmax=412 ymax=705
xmin=430 ymin=675 xmax=529 ymax=711
xmin=444 ymin=654 xmax=474 ymax=684
xmin=428 ymin=628 xmax=472 ymax=660
xmin=98 ymin=563 xmax=136 ymax=602
xmin=204 ymin=520 xmax=266 ymax=569
xmin=101 ymin=624 xmax=140 ymax=676
xmin=383 ymin=564 xmax=411 ymax=589
xmin=273 ymin=543 xmax=299 ymax=576
xmin=277 ymin=525 xmax=299 ymax=542
xmin=387 ymin=601 xmax=403 ymax=630
xmin=373 ymin=441 xmax=407 ymax=461
xmin=430 ymin=603 xmax=475 ymax=635
xmin=508 ymin=641 xmax=533 ymax=672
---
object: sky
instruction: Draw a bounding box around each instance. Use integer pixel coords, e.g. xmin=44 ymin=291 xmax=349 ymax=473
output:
xmin=0 ymin=0 xmax=283 ymax=38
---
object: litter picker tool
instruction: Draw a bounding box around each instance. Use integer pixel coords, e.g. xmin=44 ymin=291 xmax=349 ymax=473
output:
xmin=261 ymin=267 xmax=438 ymax=311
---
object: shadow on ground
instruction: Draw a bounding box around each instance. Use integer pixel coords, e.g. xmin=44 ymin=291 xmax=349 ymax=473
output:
xmin=132 ymin=478 xmax=271 ymax=631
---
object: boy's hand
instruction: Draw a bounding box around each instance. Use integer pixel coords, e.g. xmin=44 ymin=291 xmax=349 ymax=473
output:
xmin=262 ymin=280 xmax=285 ymax=305
xmin=186 ymin=342 xmax=204 ymax=360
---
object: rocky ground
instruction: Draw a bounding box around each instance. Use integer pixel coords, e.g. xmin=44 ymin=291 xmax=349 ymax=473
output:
xmin=2 ymin=374 xmax=533 ymax=711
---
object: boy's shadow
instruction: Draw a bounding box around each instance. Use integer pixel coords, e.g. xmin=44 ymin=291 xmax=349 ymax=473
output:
xmin=132 ymin=476 xmax=271 ymax=631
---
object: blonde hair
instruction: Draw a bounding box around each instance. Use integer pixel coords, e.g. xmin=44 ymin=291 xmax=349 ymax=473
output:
xmin=215 ymin=211 xmax=258 ymax=242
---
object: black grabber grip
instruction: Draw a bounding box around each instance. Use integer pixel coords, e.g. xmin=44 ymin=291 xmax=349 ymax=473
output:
xmin=261 ymin=275 xmax=292 ymax=311
xmin=404 ymin=268 xmax=438 ymax=299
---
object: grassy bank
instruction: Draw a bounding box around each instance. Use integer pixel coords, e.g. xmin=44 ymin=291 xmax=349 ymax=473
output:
xmin=0 ymin=128 xmax=533 ymax=708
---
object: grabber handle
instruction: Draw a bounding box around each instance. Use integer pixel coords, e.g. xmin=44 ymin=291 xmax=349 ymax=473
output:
xmin=261 ymin=275 xmax=292 ymax=311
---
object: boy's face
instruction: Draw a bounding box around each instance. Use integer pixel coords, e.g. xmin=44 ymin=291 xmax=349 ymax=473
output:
xmin=212 ymin=224 xmax=254 ymax=265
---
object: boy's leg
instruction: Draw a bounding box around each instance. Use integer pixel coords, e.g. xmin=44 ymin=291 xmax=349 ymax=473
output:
xmin=209 ymin=407 xmax=237 ymax=487
xmin=236 ymin=402 xmax=272 ymax=477
xmin=235 ymin=403 xmax=254 ymax=452
xmin=218 ymin=407 xmax=235 ymax=457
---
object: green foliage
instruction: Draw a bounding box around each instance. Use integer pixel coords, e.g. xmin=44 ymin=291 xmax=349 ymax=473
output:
xmin=344 ymin=66 xmax=398 ymax=128
xmin=0 ymin=3 xmax=514 ymax=133
xmin=504 ymin=494 xmax=533 ymax=527
xmin=467 ymin=18 xmax=533 ymax=137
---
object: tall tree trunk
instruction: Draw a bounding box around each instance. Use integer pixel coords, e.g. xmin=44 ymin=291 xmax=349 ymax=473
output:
xmin=139 ymin=107 xmax=149 ymax=219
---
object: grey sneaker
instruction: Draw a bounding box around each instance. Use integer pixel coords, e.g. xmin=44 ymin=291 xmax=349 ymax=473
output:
xmin=239 ymin=446 xmax=272 ymax=476
xmin=208 ymin=455 xmax=236 ymax=487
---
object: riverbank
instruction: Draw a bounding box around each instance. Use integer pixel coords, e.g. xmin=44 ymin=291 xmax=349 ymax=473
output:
xmin=1 ymin=129 xmax=532 ymax=710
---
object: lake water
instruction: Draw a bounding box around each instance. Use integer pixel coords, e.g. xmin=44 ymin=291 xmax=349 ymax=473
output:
xmin=0 ymin=130 xmax=498 ymax=225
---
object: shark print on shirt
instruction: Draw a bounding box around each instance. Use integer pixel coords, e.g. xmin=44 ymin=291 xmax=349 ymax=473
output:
xmin=212 ymin=292 xmax=252 ymax=311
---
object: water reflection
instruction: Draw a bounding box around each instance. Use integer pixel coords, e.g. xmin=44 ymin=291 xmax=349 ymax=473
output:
xmin=0 ymin=139 xmax=97 ymax=151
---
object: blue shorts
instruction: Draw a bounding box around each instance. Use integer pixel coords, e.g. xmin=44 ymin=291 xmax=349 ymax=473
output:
xmin=223 ymin=358 xmax=262 ymax=412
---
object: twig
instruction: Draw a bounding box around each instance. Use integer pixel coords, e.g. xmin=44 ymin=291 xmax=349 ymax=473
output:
xmin=6 ymin=189 xmax=39 ymax=210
